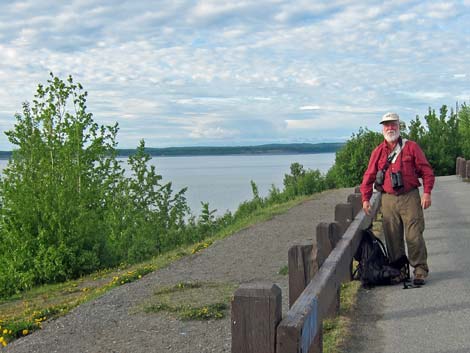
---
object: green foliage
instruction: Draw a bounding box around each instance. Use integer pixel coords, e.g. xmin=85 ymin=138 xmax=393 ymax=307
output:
xmin=326 ymin=128 xmax=383 ymax=188
xmin=0 ymin=74 xmax=117 ymax=295
xmin=0 ymin=74 xmax=192 ymax=297
xmin=283 ymin=163 xmax=326 ymax=197
xmin=278 ymin=265 xmax=289 ymax=275
xmin=458 ymin=103 xmax=470 ymax=159
xmin=405 ymin=106 xmax=460 ymax=176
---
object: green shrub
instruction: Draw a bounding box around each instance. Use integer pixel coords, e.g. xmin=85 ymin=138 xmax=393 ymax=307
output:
xmin=0 ymin=75 xmax=191 ymax=297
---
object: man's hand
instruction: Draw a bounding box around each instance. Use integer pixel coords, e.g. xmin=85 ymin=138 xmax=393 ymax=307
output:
xmin=421 ymin=193 xmax=432 ymax=209
xmin=363 ymin=201 xmax=371 ymax=215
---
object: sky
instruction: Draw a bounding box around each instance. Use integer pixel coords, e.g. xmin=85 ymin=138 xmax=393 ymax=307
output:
xmin=0 ymin=0 xmax=469 ymax=150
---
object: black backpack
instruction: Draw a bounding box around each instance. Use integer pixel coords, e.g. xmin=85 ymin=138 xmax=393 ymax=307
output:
xmin=353 ymin=228 xmax=408 ymax=288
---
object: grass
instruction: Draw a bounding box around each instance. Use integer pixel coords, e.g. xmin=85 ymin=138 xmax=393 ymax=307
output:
xmin=143 ymin=281 xmax=237 ymax=320
xmin=278 ymin=265 xmax=289 ymax=275
xmin=323 ymin=280 xmax=361 ymax=353
xmin=0 ymin=191 xmax=319 ymax=347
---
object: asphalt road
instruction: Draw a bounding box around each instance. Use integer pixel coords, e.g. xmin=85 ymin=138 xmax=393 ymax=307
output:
xmin=345 ymin=175 xmax=470 ymax=353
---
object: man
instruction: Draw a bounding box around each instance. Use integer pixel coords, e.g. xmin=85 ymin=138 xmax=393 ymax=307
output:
xmin=360 ymin=112 xmax=435 ymax=285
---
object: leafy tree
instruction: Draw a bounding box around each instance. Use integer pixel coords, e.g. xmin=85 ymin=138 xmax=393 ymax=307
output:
xmin=0 ymin=74 xmax=120 ymax=294
xmin=326 ymin=128 xmax=383 ymax=188
xmin=406 ymin=106 xmax=460 ymax=176
xmin=0 ymin=74 xmax=191 ymax=297
xmin=283 ymin=163 xmax=325 ymax=197
xmin=458 ymin=103 xmax=470 ymax=159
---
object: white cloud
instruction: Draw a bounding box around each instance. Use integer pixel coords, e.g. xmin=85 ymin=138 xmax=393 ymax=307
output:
xmin=398 ymin=12 xmax=417 ymax=22
xmin=425 ymin=2 xmax=457 ymax=19
xmin=456 ymin=93 xmax=470 ymax=101
xmin=299 ymin=105 xmax=321 ymax=111
xmin=399 ymin=91 xmax=448 ymax=101
xmin=188 ymin=125 xmax=240 ymax=139
xmin=285 ymin=116 xmax=352 ymax=130
xmin=0 ymin=0 xmax=469 ymax=149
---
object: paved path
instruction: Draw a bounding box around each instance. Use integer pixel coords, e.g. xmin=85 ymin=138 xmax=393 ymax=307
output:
xmin=345 ymin=175 xmax=470 ymax=353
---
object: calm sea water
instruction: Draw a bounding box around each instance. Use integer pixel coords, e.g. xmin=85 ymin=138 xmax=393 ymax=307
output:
xmin=0 ymin=153 xmax=336 ymax=215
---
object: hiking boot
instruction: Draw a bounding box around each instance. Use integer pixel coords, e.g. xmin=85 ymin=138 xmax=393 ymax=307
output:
xmin=413 ymin=272 xmax=427 ymax=285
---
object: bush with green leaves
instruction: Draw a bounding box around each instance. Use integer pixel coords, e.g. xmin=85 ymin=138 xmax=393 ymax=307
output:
xmin=325 ymin=128 xmax=383 ymax=188
xmin=405 ymin=105 xmax=460 ymax=176
xmin=283 ymin=162 xmax=326 ymax=197
xmin=0 ymin=74 xmax=191 ymax=297
xmin=458 ymin=103 xmax=470 ymax=159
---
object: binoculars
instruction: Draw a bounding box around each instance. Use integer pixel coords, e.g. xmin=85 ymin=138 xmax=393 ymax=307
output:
xmin=375 ymin=170 xmax=404 ymax=190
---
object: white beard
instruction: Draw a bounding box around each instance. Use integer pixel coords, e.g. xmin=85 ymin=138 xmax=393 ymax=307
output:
xmin=384 ymin=130 xmax=399 ymax=143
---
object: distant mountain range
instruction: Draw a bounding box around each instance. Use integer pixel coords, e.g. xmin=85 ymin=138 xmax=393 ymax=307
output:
xmin=0 ymin=143 xmax=344 ymax=159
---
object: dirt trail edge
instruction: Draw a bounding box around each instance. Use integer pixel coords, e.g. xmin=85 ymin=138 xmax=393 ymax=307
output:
xmin=4 ymin=187 xmax=353 ymax=353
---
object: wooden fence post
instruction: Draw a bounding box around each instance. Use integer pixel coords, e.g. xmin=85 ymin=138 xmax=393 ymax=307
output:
xmin=328 ymin=222 xmax=342 ymax=249
xmin=466 ymin=161 xmax=470 ymax=180
xmin=347 ymin=193 xmax=362 ymax=218
xmin=460 ymin=158 xmax=467 ymax=178
xmin=288 ymin=244 xmax=315 ymax=308
xmin=456 ymin=157 xmax=462 ymax=176
xmin=335 ymin=203 xmax=356 ymax=283
xmin=335 ymin=203 xmax=353 ymax=235
xmin=315 ymin=223 xmax=339 ymax=318
xmin=231 ymin=283 xmax=282 ymax=353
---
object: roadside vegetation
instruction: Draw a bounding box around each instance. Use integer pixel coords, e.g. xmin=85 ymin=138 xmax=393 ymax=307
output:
xmin=1 ymin=74 xmax=469 ymax=348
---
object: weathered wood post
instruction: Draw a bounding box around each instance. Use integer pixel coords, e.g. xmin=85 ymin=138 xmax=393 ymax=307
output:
xmin=466 ymin=160 xmax=470 ymax=180
xmin=335 ymin=203 xmax=353 ymax=235
xmin=231 ymin=283 xmax=282 ymax=353
xmin=347 ymin=193 xmax=362 ymax=218
xmin=315 ymin=222 xmax=339 ymax=319
xmin=459 ymin=158 xmax=467 ymax=178
xmin=288 ymin=244 xmax=314 ymax=308
xmin=335 ymin=202 xmax=354 ymax=282
xmin=456 ymin=157 xmax=462 ymax=176
xmin=328 ymin=222 xmax=342 ymax=249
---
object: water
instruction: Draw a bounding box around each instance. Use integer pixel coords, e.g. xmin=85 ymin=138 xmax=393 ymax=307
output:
xmin=0 ymin=153 xmax=336 ymax=215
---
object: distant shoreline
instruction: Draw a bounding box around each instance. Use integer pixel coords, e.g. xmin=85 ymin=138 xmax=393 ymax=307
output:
xmin=0 ymin=142 xmax=344 ymax=159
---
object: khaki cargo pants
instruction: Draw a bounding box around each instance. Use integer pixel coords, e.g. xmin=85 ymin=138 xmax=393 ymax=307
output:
xmin=381 ymin=188 xmax=429 ymax=274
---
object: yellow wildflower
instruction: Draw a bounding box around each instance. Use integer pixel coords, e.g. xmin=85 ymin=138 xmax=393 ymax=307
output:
xmin=22 ymin=329 xmax=29 ymax=336
xmin=2 ymin=329 xmax=7 ymax=334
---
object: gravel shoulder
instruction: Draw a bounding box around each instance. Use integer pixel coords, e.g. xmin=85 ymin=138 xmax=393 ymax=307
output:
xmin=4 ymin=187 xmax=353 ymax=353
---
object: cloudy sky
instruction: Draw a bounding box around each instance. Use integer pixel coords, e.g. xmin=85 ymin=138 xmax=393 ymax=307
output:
xmin=0 ymin=0 xmax=469 ymax=150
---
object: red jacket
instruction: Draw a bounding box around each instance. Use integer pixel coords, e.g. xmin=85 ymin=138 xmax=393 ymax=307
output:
xmin=360 ymin=138 xmax=435 ymax=202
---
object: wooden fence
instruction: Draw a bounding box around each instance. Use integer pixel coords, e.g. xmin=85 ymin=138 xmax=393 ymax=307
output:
xmin=231 ymin=158 xmax=468 ymax=353
xmin=231 ymin=188 xmax=382 ymax=353
xmin=456 ymin=157 xmax=470 ymax=180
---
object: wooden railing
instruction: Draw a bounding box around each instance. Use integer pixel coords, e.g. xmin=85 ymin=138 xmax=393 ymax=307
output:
xmin=231 ymin=189 xmax=382 ymax=353
xmin=231 ymin=158 xmax=467 ymax=353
